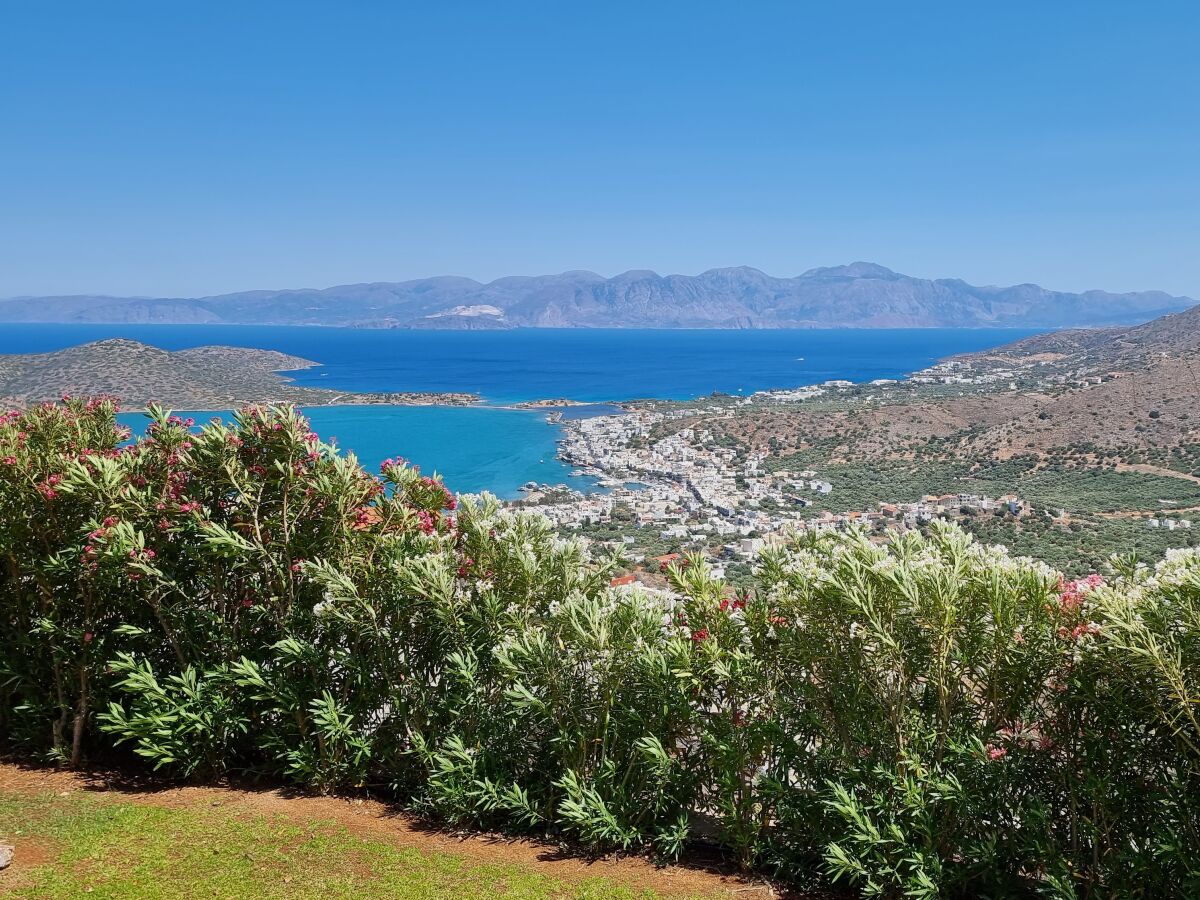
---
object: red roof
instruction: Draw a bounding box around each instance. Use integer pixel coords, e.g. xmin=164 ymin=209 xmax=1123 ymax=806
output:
xmin=656 ymin=553 xmax=686 ymax=571
xmin=610 ymin=574 xmax=637 ymax=587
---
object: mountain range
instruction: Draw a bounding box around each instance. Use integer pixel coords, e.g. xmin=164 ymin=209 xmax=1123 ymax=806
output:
xmin=1 ymin=263 xmax=1192 ymax=330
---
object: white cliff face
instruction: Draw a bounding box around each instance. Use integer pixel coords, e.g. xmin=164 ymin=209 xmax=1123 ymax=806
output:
xmin=425 ymin=304 xmax=504 ymax=318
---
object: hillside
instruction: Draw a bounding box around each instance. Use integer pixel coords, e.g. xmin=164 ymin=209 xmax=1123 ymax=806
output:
xmin=939 ymin=306 xmax=1200 ymax=454
xmin=960 ymin=303 xmax=1200 ymax=373
xmin=601 ymin=303 xmax=1200 ymax=577
xmin=0 ymin=263 xmax=1191 ymax=329
xmin=0 ymin=339 xmax=477 ymax=409
xmin=667 ymin=302 xmax=1200 ymax=463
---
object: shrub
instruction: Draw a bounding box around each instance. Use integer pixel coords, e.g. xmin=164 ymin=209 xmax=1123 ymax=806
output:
xmin=2 ymin=400 xmax=1198 ymax=896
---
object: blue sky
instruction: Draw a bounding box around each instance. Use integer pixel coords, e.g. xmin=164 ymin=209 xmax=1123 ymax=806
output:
xmin=2 ymin=1 xmax=1197 ymax=298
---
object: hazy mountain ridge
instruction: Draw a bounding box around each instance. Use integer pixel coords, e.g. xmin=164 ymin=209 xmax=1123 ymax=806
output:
xmin=1 ymin=263 xmax=1192 ymax=329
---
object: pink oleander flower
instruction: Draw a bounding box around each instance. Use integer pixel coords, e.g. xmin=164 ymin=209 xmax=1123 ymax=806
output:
xmin=987 ymin=745 xmax=1007 ymax=761
xmin=1056 ymin=573 xmax=1104 ymax=613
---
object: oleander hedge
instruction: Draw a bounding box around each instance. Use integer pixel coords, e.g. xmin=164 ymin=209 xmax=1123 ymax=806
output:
xmin=2 ymin=400 xmax=1198 ymax=897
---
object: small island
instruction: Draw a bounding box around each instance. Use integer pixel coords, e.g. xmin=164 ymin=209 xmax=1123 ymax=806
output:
xmin=508 ymin=398 xmax=599 ymax=409
xmin=0 ymin=338 xmax=479 ymax=410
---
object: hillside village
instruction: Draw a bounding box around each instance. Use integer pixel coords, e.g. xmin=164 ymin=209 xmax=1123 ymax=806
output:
xmin=511 ymin=313 xmax=1200 ymax=584
xmin=515 ymin=397 xmax=1034 ymax=586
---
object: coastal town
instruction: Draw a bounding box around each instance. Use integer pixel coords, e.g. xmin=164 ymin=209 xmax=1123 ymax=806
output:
xmin=503 ymin=333 xmax=1200 ymax=584
xmin=509 ymin=372 xmax=1035 ymax=585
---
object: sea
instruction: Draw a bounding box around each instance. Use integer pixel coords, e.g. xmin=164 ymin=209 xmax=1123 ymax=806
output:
xmin=1 ymin=325 xmax=1038 ymax=498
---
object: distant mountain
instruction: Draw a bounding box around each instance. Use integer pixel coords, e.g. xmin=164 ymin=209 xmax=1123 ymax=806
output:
xmin=1 ymin=264 xmax=1192 ymax=329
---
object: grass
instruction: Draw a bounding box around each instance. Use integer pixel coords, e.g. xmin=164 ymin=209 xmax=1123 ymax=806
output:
xmin=0 ymin=792 xmax=667 ymax=899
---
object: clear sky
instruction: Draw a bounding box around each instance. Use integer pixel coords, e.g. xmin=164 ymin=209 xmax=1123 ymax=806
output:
xmin=2 ymin=1 xmax=1197 ymax=298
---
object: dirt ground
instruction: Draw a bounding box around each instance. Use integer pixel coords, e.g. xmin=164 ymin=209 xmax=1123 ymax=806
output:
xmin=0 ymin=762 xmax=782 ymax=898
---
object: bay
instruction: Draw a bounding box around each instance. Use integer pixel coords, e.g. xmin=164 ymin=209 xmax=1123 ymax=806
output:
xmin=0 ymin=325 xmax=1037 ymax=403
xmin=118 ymin=405 xmax=598 ymax=498
xmin=6 ymin=324 xmax=1039 ymax=498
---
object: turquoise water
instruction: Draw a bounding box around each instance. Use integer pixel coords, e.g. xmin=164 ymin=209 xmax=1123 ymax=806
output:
xmin=10 ymin=324 xmax=1041 ymax=497
xmin=118 ymin=405 xmax=601 ymax=499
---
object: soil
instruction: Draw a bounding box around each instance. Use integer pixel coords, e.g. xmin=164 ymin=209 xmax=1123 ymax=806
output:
xmin=0 ymin=763 xmax=782 ymax=898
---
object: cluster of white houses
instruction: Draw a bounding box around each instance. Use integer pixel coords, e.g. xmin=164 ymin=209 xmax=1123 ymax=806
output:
xmin=1148 ymin=517 xmax=1193 ymax=530
xmin=909 ymin=359 xmax=1018 ymax=386
xmin=517 ymin=409 xmax=1028 ymax=569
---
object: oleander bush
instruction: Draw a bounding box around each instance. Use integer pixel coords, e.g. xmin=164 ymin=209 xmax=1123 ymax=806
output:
xmin=2 ymin=400 xmax=1198 ymax=897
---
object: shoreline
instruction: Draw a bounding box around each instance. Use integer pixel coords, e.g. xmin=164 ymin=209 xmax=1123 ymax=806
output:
xmin=115 ymin=399 xmax=629 ymax=415
xmin=3 ymin=326 xmax=1046 ymax=417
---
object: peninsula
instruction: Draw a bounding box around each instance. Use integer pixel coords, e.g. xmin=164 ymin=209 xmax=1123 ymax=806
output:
xmin=0 ymin=339 xmax=479 ymax=410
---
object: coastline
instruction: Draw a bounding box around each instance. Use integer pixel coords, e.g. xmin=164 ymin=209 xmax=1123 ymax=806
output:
xmin=116 ymin=394 xmax=482 ymax=415
xmin=6 ymin=326 xmax=1058 ymax=504
xmin=115 ymin=398 xmax=623 ymax=416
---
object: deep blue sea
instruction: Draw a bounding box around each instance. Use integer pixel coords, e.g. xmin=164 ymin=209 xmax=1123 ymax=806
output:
xmin=3 ymin=324 xmax=1038 ymax=497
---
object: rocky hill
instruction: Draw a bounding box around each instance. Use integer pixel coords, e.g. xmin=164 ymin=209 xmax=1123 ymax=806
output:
xmin=0 ymin=339 xmax=477 ymax=409
xmin=699 ymin=302 xmax=1200 ymax=462
xmin=940 ymin=305 xmax=1200 ymax=453
xmin=1 ymin=263 xmax=1191 ymax=329
xmin=962 ymin=303 xmax=1200 ymax=374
